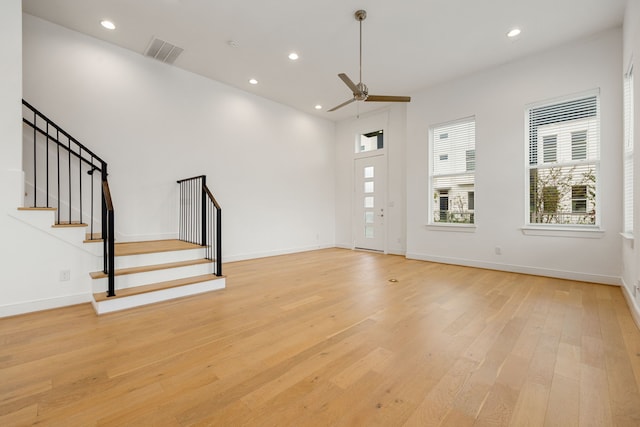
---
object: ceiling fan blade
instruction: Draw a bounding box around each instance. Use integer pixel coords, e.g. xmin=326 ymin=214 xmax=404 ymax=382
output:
xmin=328 ymin=98 xmax=356 ymax=112
xmin=365 ymin=95 xmax=411 ymax=103
xmin=338 ymin=73 xmax=360 ymax=94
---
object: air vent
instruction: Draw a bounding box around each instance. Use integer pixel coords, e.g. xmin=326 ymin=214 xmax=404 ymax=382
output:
xmin=144 ymin=37 xmax=184 ymax=64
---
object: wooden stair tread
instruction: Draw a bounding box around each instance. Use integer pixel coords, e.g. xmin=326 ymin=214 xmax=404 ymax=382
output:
xmin=18 ymin=207 xmax=57 ymax=211
xmin=84 ymin=232 xmax=103 ymax=243
xmin=115 ymin=239 xmax=203 ymax=256
xmin=93 ymin=274 xmax=224 ymax=302
xmin=53 ymin=222 xmax=88 ymax=228
xmin=90 ymin=258 xmax=213 ymax=279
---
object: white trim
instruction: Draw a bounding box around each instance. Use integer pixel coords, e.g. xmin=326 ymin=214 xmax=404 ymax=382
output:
xmin=425 ymin=223 xmax=477 ymax=233
xmin=621 ymin=278 xmax=640 ymax=331
xmin=621 ymin=232 xmax=634 ymax=241
xmin=0 ymin=293 xmax=91 ymax=318
xmin=406 ymin=252 xmax=619 ymax=285
xmin=523 ymin=89 xmax=601 ymax=228
xmin=520 ymin=226 xmax=605 ymax=238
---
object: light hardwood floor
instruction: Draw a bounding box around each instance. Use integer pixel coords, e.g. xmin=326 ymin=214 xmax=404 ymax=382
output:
xmin=2 ymin=248 xmax=640 ymax=426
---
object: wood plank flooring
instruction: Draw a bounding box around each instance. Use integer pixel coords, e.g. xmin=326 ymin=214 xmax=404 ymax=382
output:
xmin=2 ymin=248 xmax=640 ymax=426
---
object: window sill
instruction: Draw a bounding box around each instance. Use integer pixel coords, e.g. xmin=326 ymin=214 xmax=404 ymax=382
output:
xmin=621 ymin=232 xmax=634 ymax=241
xmin=425 ymin=223 xmax=477 ymax=233
xmin=520 ymin=226 xmax=604 ymax=238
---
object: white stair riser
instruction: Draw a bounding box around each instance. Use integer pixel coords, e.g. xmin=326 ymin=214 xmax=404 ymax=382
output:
xmin=12 ymin=209 xmax=94 ymax=251
xmin=92 ymin=278 xmax=226 ymax=314
xmin=92 ymin=262 xmax=214 ymax=293
xmin=115 ymin=248 xmax=206 ymax=269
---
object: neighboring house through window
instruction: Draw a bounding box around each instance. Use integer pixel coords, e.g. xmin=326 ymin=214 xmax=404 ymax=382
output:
xmin=430 ymin=117 xmax=476 ymax=224
xmin=526 ymin=93 xmax=599 ymax=226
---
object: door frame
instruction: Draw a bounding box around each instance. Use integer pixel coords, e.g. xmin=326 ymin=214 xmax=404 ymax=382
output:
xmin=352 ymin=151 xmax=388 ymax=253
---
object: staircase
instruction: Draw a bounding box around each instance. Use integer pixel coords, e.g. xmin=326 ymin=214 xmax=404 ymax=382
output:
xmin=90 ymin=239 xmax=225 ymax=314
xmin=21 ymin=100 xmax=225 ymax=315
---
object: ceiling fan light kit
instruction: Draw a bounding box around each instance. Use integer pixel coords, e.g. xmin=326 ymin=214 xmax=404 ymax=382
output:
xmin=328 ymin=9 xmax=411 ymax=112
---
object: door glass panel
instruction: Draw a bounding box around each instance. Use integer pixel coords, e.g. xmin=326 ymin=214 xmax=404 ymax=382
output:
xmin=364 ymin=181 xmax=374 ymax=193
xmin=365 ymin=225 xmax=374 ymax=238
xmin=364 ymin=166 xmax=374 ymax=178
xmin=364 ymin=196 xmax=374 ymax=208
xmin=365 ymin=211 xmax=374 ymax=224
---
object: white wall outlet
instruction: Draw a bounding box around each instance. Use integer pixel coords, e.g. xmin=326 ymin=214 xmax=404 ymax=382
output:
xmin=495 ymin=247 xmax=502 ymax=255
xmin=59 ymin=270 xmax=71 ymax=281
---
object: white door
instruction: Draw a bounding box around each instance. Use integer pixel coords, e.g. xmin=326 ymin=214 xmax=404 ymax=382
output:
xmin=354 ymin=155 xmax=386 ymax=251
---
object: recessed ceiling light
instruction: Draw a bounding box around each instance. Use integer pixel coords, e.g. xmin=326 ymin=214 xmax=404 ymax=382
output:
xmin=314 ymin=104 xmax=322 ymax=110
xmin=249 ymin=78 xmax=258 ymax=85
xmin=288 ymin=52 xmax=299 ymax=61
xmin=100 ymin=20 xmax=116 ymax=30
xmin=507 ymin=28 xmax=521 ymax=38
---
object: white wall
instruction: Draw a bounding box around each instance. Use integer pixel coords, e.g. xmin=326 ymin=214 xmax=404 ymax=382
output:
xmin=406 ymin=28 xmax=623 ymax=284
xmin=335 ymin=104 xmax=407 ymax=255
xmin=22 ymin=14 xmax=336 ymax=262
xmin=0 ymin=2 xmax=98 ymax=317
xmin=622 ymin=0 xmax=640 ymax=323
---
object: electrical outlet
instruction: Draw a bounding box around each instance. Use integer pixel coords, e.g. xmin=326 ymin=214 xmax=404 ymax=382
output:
xmin=495 ymin=247 xmax=502 ymax=255
xmin=635 ymin=281 xmax=640 ymax=297
xmin=59 ymin=270 xmax=71 ymax=281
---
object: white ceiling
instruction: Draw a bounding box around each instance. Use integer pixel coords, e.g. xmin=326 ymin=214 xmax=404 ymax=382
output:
xmin=22 ymin=0 xmax=627 ymax=121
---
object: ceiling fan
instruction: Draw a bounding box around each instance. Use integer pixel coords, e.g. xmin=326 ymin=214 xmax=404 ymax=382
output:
xmin=328 ymin=9 xmax=411 ymax=112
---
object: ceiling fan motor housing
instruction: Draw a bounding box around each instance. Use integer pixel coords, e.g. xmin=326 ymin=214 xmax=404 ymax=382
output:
xmin=355 ymin=82 xmax=368 ymax=100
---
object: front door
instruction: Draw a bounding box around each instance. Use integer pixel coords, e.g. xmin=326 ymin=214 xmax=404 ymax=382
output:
xmin=354 ymin=155 xmax=385 ymax=251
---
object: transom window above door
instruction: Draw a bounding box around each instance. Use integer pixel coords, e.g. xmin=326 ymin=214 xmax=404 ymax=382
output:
xmin=356 ymin=130 xmax=384 ymax=153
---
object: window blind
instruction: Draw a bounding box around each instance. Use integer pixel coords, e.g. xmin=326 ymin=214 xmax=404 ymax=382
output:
xmin=624 ymin=66 xmax=634 ymax=234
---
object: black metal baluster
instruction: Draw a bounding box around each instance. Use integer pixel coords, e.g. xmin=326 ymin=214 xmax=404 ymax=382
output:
xmin=46 ymin=122 xmax=49 ymax=207
xmin=216 ymin=204 xmax=222 ymax=276
xmin=79 ymin=147 xmax=83 ymax=225
xmin=33 ymin=111 xmax=37 ymax=207
xmin=68 ymin=136 xmax=71 ymax=224
xmin=89 ymin=157 xmax=94 ymax=239
xmin=56 ymin=129 xmax=60 ymax=224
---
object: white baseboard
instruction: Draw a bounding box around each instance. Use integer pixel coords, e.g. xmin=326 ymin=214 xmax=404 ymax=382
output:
xmin=0 ymin=293 xmax=91 ymax=318
xmin=621 ymin=278 xmax=640 ymax=331
xmin=405 ymin=252 xmax=620 ymax=286
xmin=224 ymin=244 xmax=335 ymax=263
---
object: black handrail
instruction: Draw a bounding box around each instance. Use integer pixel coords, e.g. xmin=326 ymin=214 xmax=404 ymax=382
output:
xmin=177 ymin=175 xmax=222 ymax=276
xmin=22 ymin=99 xmax=116 ymax=297
xmin=102 ymin=177 xmax=116 ymax=297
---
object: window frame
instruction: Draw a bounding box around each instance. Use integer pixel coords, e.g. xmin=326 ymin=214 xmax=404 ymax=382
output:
xmin=428 ymin=116 xmax=477 ymax=230
xmin=523 ymin=89 xmax=602 ymax=234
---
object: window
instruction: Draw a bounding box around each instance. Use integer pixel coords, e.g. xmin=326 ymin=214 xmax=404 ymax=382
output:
xmin=571 ymin=131 xmax=587 ymax=160
xmin=624 ymin=65 xmax=634 ymax=234
xmin=542 ymin=186 xmax=558 ymax=213
xmin=527 ymin=93 xmax=599 ymax=226
xmin=430 ymin=117 xmax=475 ymax=224
xmin=357 ymin=130 xmax=383 ymax=153
xmin=571 ymin=185 xmax=587 ymax=212
xmin=543 ymin=135 xmax=557 ymax=163
xmin=466 ymin=150 xmax=476 ymax=171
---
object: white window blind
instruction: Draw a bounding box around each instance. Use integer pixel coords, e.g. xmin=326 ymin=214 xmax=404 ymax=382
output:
xmin=624 ymin=66 xmax=634 ymax=234
xmin=527 ymin=94 xmax=600 ymax=225
xmin=430 ymin=117 xmax=476 ymax=224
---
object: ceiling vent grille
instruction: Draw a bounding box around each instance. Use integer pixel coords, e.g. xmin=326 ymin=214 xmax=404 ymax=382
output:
xmin=144 ymin=37 xmax=184 ymax=64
